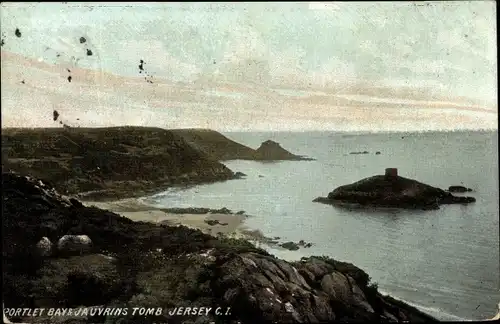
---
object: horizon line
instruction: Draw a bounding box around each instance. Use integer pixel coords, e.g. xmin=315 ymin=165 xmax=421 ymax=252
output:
xmin=1 ymin=125 xmax=497 ymax=134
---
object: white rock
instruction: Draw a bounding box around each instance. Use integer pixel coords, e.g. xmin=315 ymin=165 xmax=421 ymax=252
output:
xmin=35 ymin=237 xmax=53 ymax=256
xmin=57 ymin=235 xmax=92 ymax=255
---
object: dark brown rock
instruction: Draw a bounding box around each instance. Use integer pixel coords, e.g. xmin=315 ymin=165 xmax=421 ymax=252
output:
xmin=448 ymin=185 xmax=473 ymax=193
xmin=254 ymin=140 xmax=313 ymax=161
xmin=314 ymin=172 xmax=476 ymax=210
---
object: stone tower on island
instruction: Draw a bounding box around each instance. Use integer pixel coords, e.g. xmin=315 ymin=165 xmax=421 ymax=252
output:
xmin=385 ymin=168 xmax=398 ymax=178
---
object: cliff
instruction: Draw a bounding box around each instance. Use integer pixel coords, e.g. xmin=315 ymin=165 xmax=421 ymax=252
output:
xmin=3 ymin=171 xmax=437 ymax=323
xmin=171 ymin=129 xmax=314 ymax=161
xmin=1 ymin=127 xmax=236 ymax=200
xmin=313 ymin=172 xmax=476 ymax=210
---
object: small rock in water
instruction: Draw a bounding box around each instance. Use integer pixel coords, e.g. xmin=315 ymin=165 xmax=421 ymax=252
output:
xmin=448 ymin=185 xmax=473 ymax=193
xmin=280 ymin=241 xmax=300 ymax=251
xmin=205 ymin=219 xmax=220 ymax=226
xmin=297 ymin=240 xmax=313 ymax=248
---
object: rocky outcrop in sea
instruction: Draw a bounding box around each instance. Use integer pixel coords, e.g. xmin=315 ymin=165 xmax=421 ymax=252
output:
xmin=314 ymin=168 xmax=476 ymax=210
xmin=254 ymin=140 xmax=314 ymax=161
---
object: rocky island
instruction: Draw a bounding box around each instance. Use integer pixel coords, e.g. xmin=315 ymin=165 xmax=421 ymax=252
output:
xmin=314 ymin=168 xmax=476 ymax=210
xmin=253 ymin=140 xmax=314 ymax=161
xmin=171 ymin=128 xmax=314 ymax=161
xmin=3 ymin=171 xmax=437 ymax=323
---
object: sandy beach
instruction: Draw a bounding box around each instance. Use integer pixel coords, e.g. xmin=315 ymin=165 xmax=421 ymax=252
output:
xmin=84 ymin=199 xmax=261 ymax=240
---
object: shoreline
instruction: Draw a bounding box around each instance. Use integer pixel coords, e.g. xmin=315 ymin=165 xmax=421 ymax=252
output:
xmin=74 ymin=176 xmax=241 ymax=203
xmin=84 ymin=199 xmax=284 ymax=246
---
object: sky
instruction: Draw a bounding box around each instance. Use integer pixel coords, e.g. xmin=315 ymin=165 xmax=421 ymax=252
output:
xmin=0 ymin=2 xmax=497 ymax=131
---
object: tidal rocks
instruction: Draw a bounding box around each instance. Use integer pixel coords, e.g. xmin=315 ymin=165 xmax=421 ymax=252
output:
xmin=280 ymin=240 xmax=314 ymax=250
xmin=448 ymin=185 xmax=473 ymax=193
xmin=160 ymin=207 xmax=234 ymax=215
xmin=205 ymin=219 xmax=228 ymax=226
xmin=299 ymin=240 xmax=313 ymax=248
xmin=314 ymin=169 xmax=476 ymax=210
xmin=3 ymin=171 xmax=437 ymax=323
xmin=440 ymin=195 xmax=476 ymax=204
xmin=234 ymin=171 xmax=247 ymax=178
xmin=280 ymin=241 xmax=300 ymax=251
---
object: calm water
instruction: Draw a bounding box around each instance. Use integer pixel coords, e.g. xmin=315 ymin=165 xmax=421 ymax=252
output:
xmin=142 ymin=130 xmax=499 ymax=321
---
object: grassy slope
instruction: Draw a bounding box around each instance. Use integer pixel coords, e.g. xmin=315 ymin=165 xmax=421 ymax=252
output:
xmin=171 ymin=128 xmax=257 ymax=160
xmin=1 ymin=127 xmax=235 ymax=199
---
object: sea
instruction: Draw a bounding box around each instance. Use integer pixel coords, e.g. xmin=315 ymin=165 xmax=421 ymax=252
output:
xmin=140 ymin=130 xmax=499 ymax=321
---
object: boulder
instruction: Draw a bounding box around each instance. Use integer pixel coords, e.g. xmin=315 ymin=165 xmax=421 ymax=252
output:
xmin=35 ymin=237 xmax=53 ymax=257
xmin=57 ymin=235 xmax=92 ymax=256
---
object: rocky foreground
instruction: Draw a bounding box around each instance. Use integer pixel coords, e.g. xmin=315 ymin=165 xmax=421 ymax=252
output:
xmin=3 ymin=171 xmax=437 ymax=323
xmin=314 ymin=171 xmax=476 ymax=210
